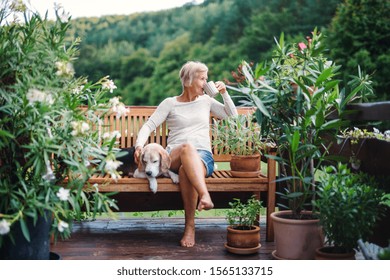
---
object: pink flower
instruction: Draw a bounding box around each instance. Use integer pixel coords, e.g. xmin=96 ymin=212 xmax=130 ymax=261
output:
xmin=298 ymin=42 xmax=307 ymax=51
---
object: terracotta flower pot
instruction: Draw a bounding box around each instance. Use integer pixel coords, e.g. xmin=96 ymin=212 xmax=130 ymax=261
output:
xmin=226 ymin=225 xmax=260 ymax=248
xmin=225 ymin=225 xmax=261 ymax=255
xmin=230 ymin=154 xmax=261 ymax=178
xmin=315 ymin=247 xmax=356 ymax=260
xmin=271 ymin=210 xmax=324 ymax=260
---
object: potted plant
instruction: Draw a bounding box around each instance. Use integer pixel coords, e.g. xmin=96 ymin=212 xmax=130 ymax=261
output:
xmin=313 ymin=163 xmax=384 ymax=260
xmin=212 ymin=113 xmax=267 ymax=177
xmin=225 ymin=195 xmax=263 ymax=254
xmin=0 ymin=3 xmax=126 ymax=259
xmin=227 ymin=29 xmax=372 ymax=259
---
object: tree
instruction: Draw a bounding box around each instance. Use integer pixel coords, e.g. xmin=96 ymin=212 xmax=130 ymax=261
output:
xmin=120 ymin=48 xmax=156 ymax=84
xmin=326 ymin=0 xmax=390 ymax=100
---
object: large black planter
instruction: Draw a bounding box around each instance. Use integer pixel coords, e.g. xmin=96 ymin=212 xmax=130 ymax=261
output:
xmin=332 ymin=138 xmax=390 ymax=175
xmin=0 ymin=213 xmax=51 ymax=260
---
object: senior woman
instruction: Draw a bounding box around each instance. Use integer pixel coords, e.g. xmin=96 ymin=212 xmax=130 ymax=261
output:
xmin=134 ymin=61 xmax=237 ymax=247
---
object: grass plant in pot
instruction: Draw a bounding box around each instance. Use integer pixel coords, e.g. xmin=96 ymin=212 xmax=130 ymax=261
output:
xmin=225 ymin=196 xmax=263 ymax=255
xmin=212 ymin=113 xmax=266 ymax=178
xmin=313 ymin=163 xmax=385 ymax=260
xmin=227 ymin=29 xmax=373 ymax=259
xmin=0 ymin=3 xmax=126 ymax=259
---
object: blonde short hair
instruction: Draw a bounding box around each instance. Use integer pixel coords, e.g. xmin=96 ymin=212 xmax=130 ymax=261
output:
xmin=179 ymin=61 xmax=208 ymax=88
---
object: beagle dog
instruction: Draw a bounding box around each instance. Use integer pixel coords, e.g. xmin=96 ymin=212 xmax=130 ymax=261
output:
xmin=133 ymin=143 xmax=179 ymax=193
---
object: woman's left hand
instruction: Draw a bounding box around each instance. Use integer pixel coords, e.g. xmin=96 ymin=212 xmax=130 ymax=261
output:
xmin=215 ymin=81 xmax=227 ymax=94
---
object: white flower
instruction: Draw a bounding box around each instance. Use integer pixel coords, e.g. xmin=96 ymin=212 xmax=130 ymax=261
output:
xmin=0 ymin=219 xmax=11 ymax=235
xmin=71 ymin=121 xmax=90 ymax=136
xmin=42 ymin=160 xmax=55 ymax=182
xmin=102 ymin=78 xmax=117 ymax=93
xmin=109 ymin=97 xmax=120 ymax=106
xmin=57 ymin=220 xmax=69 ymax=232
xmin=26 ymin=89 xmax=45 ymax=103
xmin=104 ymin=159 xmax=123 ymax=173
xmin=109 ymin=97 xmax=129 ymax=118
xmin=55 ymin=61 xmax=75 ymax=77
xmin=59 ymin=11 xmax=70 ymax=23
xmin=72 ymin=85 xmax=84 ymax=94
xmin=80 ymin=122 xmax=90 ymax=134
xmin=113 ymin=103 xmax=130 ymax=118
xmin=103 ymin=130 xmax=121 ymax=140
xmin=26 ymin=89 xmax=54 ymax=105
xmin=56 ymin=187 xmax=70 ymax=201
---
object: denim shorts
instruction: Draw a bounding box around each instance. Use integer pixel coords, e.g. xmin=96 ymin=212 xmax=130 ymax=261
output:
xmin=166 ymin=147 xmax=214 ymax=177
xmin=198 ymin=149 xmax=214 ymax=177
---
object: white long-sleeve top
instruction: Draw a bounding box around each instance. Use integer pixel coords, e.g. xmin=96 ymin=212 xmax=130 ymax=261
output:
xmin=135 ymin=93 xmax=238 ymax=152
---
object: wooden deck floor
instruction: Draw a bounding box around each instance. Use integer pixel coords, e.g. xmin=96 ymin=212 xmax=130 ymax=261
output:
xmin=51 ymin=217 xmax=275 ymax=260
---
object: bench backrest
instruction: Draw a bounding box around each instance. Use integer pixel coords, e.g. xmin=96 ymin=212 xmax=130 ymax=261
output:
xmin=100 ymin=106 xmax=256 ymax=162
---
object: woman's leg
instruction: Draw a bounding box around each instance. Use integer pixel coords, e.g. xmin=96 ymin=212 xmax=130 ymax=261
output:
xmin=169 ymin=144 xmax=214 ymax=247
xmin=177 ymin=165 xmax=197 ymax=247
xmin=170 ymin=143 xmax=214 ymax=211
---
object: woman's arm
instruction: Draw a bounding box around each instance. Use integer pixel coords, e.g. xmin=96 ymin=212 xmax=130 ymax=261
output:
xmin=134 ymin=98 xmax=173 ymax=161
xmin=210 ymin=90 xmax=238 ymax=119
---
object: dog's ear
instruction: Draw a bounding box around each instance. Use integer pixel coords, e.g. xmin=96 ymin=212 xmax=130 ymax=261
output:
xmin=137 ymin=148 xmax=145 ymax=172
xmin=159 ymin=149 xmax=171 ymax=173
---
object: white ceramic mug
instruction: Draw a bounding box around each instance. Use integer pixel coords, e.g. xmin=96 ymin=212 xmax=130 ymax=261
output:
xmin=203 ymin=81 xmax=219 ymax=98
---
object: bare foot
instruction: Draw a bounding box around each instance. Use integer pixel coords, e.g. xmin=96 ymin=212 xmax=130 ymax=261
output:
xmin=197 ymin=194 xmax=214 ymax=211
xmin=180 ymin=225 xmax=195 ymax=247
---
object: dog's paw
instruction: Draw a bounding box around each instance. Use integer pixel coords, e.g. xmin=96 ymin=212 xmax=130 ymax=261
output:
xmin=168 ymin=170 xmax=179 ymax=184
xmin=148 ymin=178 xmax=158 ymax=194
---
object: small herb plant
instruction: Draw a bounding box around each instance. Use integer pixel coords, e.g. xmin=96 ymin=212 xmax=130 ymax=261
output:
xmin=212 ymin=114 xmax=265 ymax=156
xmin=226 ymin=196 xmax=263 ymax=230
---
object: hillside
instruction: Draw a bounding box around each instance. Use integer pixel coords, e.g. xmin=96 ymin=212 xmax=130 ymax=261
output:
xmin=67 ymin=0 xmax=349 ymax=105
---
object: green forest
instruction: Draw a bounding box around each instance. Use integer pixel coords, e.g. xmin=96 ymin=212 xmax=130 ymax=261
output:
xmin=67 ymin=0 xmax=389 ymax=106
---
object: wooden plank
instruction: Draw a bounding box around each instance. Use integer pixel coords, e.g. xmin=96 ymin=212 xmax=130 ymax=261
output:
xmin=51 ymin=217 xmax=275 ymax=260
xmin=94 ymin=181 xmax=269 ymax=193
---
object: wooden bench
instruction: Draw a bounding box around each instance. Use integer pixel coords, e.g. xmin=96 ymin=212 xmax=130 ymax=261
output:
xmin=88 ymin=106 xmax=277 ymax=242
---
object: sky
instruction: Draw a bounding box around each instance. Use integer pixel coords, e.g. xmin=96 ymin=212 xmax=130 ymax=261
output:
xmin=28 ymin=0 xmax=204 ymax=19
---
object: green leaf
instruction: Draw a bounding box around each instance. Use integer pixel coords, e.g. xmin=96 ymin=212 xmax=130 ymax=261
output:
xmin=20 ymin=219 xmax=31 ymax=242
xmin=291 ymin=130 xmax=300 ymax=153
xmin=341 ymin=84 xmax=364 ymax=108
xmin=320 ymin=119 xmax=342 ymax=131
xmin=314 ymin=110 xmax=325 ymax=128
xmin=251 ymin=94 xmax=271 ymax=118
xmin=0 ymin=129 xmax=15 ymax=139
xmin=315 ymin=67 xmax=334 ymax=86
